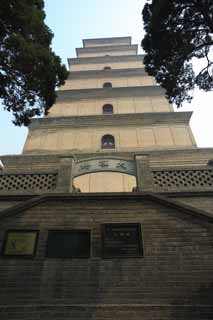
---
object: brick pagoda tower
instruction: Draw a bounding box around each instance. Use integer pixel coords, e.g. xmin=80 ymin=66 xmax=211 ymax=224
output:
xmin=22 ymin=36 xmax=197 ymax=192
xmin=0 ymin=37 xmax=213 ymax=319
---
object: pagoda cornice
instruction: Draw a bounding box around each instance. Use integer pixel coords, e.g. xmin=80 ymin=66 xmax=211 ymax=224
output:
xmin=2 ymin=147 xmax=213 ymax=166
xmin=30 ymin=112 xmax=192 ymax=130
xmin=82 ymin=36 xmax=131 ymax=47
xmin=76 ymin=44 xmax=138 ymax=56
xmin=57 ymin=86 xmax=163 ymax=102
xmin=67 ymin=68 xmax=147 ymax=79
xmin=68 ymin=54 xmax=144 ymax=66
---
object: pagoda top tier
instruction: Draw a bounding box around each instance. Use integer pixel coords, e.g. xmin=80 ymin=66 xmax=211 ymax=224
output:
xmin=72 ymin=36 xmax=138 ymax=59
xmin=76 ymin=44 xmax=138 ymax=58
xmin=82 ymin=36 xmax=132 ymax=48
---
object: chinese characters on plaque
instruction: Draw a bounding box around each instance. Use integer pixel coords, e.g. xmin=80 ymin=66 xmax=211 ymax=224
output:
xmin=102 ymin=223 xmax=143 ymax=258
xmin=75 ymin=158 xmax=136 ymax=177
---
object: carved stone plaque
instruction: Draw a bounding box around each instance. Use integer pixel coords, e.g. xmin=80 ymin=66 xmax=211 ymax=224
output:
xmin=102 ymin=223 xmax=143 ymax=258
xmin=73 ymin=158 xmax=136 ymax=177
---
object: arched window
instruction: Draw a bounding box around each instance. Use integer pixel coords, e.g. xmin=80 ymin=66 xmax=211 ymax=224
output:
xmin=208 ymin=159 xmax=213 ymax=166
xmin=101 ymin=135 xmax=115 ymax=149
xmin=103 ymin=82 xmax=112 ymax=88
xmin=103 ymin=66 xmax=111 ymax=70
xmin=103 ymin=104 xmax=113 ymax=114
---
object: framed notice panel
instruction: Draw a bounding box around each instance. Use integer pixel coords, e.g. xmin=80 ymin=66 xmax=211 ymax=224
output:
xmin=46 ymin=230 xmax=90 ymax=258
xmin=2 ymin=230 xmax=39 ymax=258
xmin=102 ymin=223 xmax=143 ymax=258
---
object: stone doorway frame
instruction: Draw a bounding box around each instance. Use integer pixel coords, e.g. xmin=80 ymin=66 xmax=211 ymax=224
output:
xmin=57 ymin=155 xmax=152 ymax=192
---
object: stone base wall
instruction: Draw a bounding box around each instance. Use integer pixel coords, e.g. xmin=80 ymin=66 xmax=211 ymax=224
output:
xmin=1 ymin=304 xmax=213 ymax=320
xmin=0 ymin=196 xmax=213 ymax=319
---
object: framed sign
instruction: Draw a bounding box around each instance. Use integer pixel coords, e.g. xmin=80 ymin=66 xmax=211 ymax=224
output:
xmin=46 ymin=230 xmax=91 ymax=258
xmin=102 ymin=223 xmax=143 ymax=258
xmin=2 ymin=230 xmax=39 ymax=258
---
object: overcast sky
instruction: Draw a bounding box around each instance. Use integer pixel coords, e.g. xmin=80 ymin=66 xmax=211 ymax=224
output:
xmin=0 ymin=0 xmax=213 ymax=155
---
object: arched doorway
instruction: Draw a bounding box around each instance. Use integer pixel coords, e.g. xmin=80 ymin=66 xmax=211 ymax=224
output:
xmin=73 ymin=172 xmax=136 ymax=192
xmin=72 ymin=158 xmax=137 ymax=192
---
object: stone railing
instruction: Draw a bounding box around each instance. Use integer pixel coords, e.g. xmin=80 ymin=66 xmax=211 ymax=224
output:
xmin=0 ymin=155 xmax=213 ymax=194
xmin=0 ymin=173 xmax=58 ymax=193
xmin=151 ymin=168 xmax=213 ymax=192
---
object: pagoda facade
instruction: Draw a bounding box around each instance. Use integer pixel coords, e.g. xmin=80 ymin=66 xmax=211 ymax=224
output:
xmin=23 ymin=36 xmax=196 ymax=192
xmin=0 ymin=37 xmax=213 ymax=320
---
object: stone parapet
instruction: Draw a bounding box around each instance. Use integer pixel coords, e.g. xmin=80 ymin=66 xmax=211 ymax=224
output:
xmin=1 ymin=149 xmax=213 ymax=195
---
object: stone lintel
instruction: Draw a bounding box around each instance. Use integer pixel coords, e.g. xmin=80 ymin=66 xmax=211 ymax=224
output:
xmin=29 ymin=112 xmax=193 ymax=130
xmin=57 ymin=86 xmax=165 ymax=102
xmin=68 ymin=55 xmax=144 ymax=66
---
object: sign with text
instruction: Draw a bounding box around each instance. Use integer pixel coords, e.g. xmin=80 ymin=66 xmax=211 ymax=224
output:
xmin=102 ymin=223 xmax=143 ymax=258
xmin=73 ymin=158 xmax=136 ymax=177
xmin=2 ymin=230 xmax=38 ymax=258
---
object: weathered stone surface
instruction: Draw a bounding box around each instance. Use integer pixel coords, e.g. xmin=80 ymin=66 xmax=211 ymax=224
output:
xmin=82 ymin=36 xmax=131 ymax=47
xmin=1 ymin=35 xmax=213 ymax=319
xmin=0 ymin=195 xmax=213 ymax=319
xmin=76 ymin=44 xmax=138 ymax=58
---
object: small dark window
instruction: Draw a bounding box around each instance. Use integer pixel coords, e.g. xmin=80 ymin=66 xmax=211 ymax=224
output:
xmin=103 ymin=82 xmax=112 ymax=88
xmin=103 ymin=66 xmax=111 ymax=70
xmin=208 ymin=160 xmax=213 ymax=166
xmin=102 ymin=223 xmax=143 ymax=258
xmin=103 ymin=104 xmax=113 ymax=114
xmin=46 ymin=230 xmax=90 ymax=258
xmin=101 ymin=135 xmax=115 ymax=149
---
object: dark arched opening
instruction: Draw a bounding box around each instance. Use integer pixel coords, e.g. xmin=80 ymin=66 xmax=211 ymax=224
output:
xmin=103 ymin=104 xmax=113 ymax=115
xmin=101 ymin=135 xmax=115 ymax=149
xmin=103 ymin=82 xmax=112 ymax=88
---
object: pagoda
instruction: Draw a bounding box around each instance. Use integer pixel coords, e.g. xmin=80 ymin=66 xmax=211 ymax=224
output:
xmin=0 ymin=37 xmax=213 ymax=320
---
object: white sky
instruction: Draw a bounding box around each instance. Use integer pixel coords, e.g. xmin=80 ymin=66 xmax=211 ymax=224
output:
xmin=0 ymin=0 xmax=212 ymax=155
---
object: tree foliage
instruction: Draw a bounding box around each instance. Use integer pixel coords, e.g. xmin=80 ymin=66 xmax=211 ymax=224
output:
xmin=142 ymin=0 xmax=213 ymax=107
xmin=0 ymin=0 xmax=68 ymax=125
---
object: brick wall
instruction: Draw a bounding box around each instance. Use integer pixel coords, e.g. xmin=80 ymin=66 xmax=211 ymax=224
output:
xmin=0 ymin=196 xmax=213 ymax=319
xmin=175 ymin=196 xmax=213 ymax=216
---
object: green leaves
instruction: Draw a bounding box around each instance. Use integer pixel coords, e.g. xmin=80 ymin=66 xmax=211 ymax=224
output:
xmin=142 ymin=0 xmax=213 ymax=107
xmin=0 ymin=0 xmax=68 ymax=126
